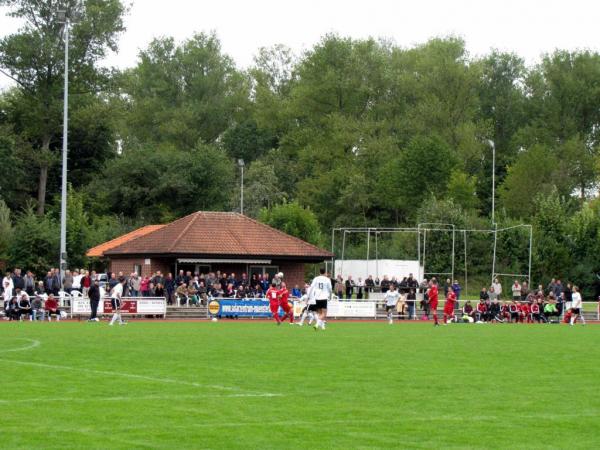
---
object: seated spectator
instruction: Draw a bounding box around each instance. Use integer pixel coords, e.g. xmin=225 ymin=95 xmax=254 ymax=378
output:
xmin=521 ymin=301 xmax=531 ymax=323
xmin=210 ymin=283 xmax=224 ymax=298
xmin=476 ymin=298 xmax=488 ymax=322
xmin=6 ymin=297 xmax=19 ymax=321
xmin=489 ymin=299 xmax=502 ymax=322
xmin=34 ymin=281 xmax=46 ymax=296
xmin=224 ymin=283 xmax=235 ymax=298
xmin=197 ymin=281 xmax=208 ymax=304
xmin=253 ymin=284 xmax=263 ymax=298
xmin=176 ymin=283 xmax=188 ymax=306
xmin=186 ymin=283 xmax=199 ymax=305
xmin=543 ymin=300 xmax=559 ymax=321
xmin=462 ymin=300 xmax=474 ymax=320
xmin=17 ymin=291 xmax=32 ymax=321
xmin=530 ymin=301 xmax=543 ymax=323
xmin=31 ymin=295 xmax=45 ymax=321
xmin=500 ymin=302 xmax=511 ymax=322
xmin=45 ymin=294 xmax=61 ymax=321
xmin=235 ymin=285 xmax=248 ymax=299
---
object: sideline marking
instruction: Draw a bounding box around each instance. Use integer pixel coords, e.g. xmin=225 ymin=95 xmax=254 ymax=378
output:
xmin=0 ymin=338 xmax=41 ymax=354
xmin=0 ymin=358 xmax=281 ymax=398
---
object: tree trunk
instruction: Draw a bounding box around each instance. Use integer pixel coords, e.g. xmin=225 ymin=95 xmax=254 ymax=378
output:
xmin=37 ymin=164 xmax=48 ymax=216
xmin=36 ymin=136 xmax=52 ymax=216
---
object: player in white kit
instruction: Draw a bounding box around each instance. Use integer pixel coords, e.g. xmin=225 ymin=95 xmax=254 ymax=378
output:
xmin=569 ymin=285 xmax=585 ymax=326
xmin=383 ymin=284 xmax=401 ymax=324
xmin=308 ymin=268 xmax=332 ymax=330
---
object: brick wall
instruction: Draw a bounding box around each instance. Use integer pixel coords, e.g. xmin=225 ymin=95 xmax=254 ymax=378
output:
xmin=109 ymin=258 xmax=169 ymax=277
xmin=277 ymin=262 xmax=305 ymax=289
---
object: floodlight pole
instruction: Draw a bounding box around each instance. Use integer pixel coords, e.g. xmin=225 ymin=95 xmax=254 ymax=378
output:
xmin=238 ymin=159 xmax=245 ymax=215
xmin=486 ymin=139 xmax=496 ymax=225
xmin=59 ymin=13 xmax=70 ymax=286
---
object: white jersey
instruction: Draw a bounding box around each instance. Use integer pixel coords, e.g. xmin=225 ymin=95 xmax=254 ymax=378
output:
xmin=111 ymin=283 xmax=123 ymax=300
xmin=571 ymin=292 xmax=582 ymax=309
xmin=308 ymin=276 xmax=332 ymax=302
xmin=384 ymin=290 xmax=400 ymax=307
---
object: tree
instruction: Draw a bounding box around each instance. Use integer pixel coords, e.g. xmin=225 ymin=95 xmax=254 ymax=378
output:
xmin=259 ymin=201 xmax=322 ymax=245
xmin=0 ymin=200 xmax=12 ymax=262
xmin=447 ymin=170 xmax=479 ymax=211
xmin=89 ymin=142 xmax=235 ymax=222
xmin=122 ymin=33 xmax=250 ymax=150
xmin=0 ymin=0 xmax=126 ymax=214
xmin=9 ymin=205 xmax=59 ymax=274
xmin=499 ymin=144 xmax=568 ymax=218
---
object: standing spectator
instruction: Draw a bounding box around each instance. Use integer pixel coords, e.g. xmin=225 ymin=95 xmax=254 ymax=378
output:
xmin=380 ymin=276 xmax=391 ymax=293
xmin=72 ymin=270 xmax=83 ymax=293
xmin=63 ymin=270 xmax=74 ymax=294
xmin=488 ymin=286 xmax=498 ymax=302
xmin=491 ymin=278 xmax=502 ymax=300
xmin=553 ymin=279 xmax=563 ymax=299
xmin=2 ymin=272 xmax=14 ymax=306
xmin=49 ymin=269 xmax=59 ymax=295
xmin=88 ymin=279 xmax=101 ymax=322
xmin=452 ymin=280 xmax=462 ymax=301
xmin=34 ymin=281 xmax=46 ymax=296
xmin=520 ymin=281 xmax=530 ymax=301
xmin=479 ymin=287 xmax=489 ymax=303
xmin=12 ymin=268 xmax=24 ymax=291
xmin=81 ymin=271 xmax=91 ymax=297
xmin=334 ymin=276 xmax=344 ymax=298
xmin=365 ymin=275 xmax=375 ymax=297
xmin=129 ymin=273 xmax=141 ymax=297
xmin=140 ymin=276 xmax=150 ymax=297
xmin=511 ymin=280 xmax=522 ymax=300
xmin=356 ymin=277 xmax=365 ymax=299
xmin=406 ymin=288 xmax=416 ymax=319
xmin=24 ymin=271 xmax=35 ymax=296
xmin=547 ymin=278 xmax=557 ymax=296
xmin=43 ymin=271 xmax=53 ymax=294
xmin=345 ymin=275 xmax=354 ymax=299
xmin=164 ymin=273 xmax=176 ymax=305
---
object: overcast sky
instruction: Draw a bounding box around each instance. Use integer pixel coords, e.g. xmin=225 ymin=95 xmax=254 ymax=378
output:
xmin=1 ymin=0 xmax=599 ymax=89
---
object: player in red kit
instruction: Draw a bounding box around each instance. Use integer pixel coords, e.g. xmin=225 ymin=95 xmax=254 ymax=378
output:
xmin=443 ymin=287 xmax=456 ymax=324
xmin=427 ymin=279 xmax=439 ymax=326
xmin=278 ymin=282 xmax=294 ymax=324
xmin=266 ymin=283 xmax=281 ymax=325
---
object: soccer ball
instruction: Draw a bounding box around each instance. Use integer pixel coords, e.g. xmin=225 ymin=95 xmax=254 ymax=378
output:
xmin=277 ymin=272 xmax=284 ymax=278
xmin=211 ymin=317 xmax=218 ymax=322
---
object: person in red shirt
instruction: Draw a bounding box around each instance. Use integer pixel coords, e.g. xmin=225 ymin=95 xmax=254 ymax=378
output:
xmin=476 ymin=299 xmax=487 ymax=322
xmin=427 ymin=279 xmax=439 ymax=326
xmin=45 ymin=294 xmax=61 ymax=321
xmin=443 ymin=287 xmax=456 ymax=324
xmin=278 ymin=282 xmax=293 ymax=324
xmin=266 ymin=283 xmax=281 ymax=325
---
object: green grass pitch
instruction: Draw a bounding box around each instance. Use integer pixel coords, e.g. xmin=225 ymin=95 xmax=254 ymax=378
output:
xmin=1 ymin=321 xmax=599 ymax=449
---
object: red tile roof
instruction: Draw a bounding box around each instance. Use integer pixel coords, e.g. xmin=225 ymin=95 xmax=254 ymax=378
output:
xmin=101 ymin=212 xmax=333 ymax=260
xmin=86 ymin=225 xmax=166 ymax=258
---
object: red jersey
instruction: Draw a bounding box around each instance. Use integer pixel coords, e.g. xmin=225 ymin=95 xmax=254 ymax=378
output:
xmin=266 ymin=287 xmax=279 ymax=303
xmin=531 ymin=303 xmax=540 ymax=314
xmin=446 ymin=291 xmax=456 ymax=304
xmin=428 ymin=285 xmax=438 ymax=303
xmin=521 ymin=304 xmax=530 ymax=314
xmin=277 ymin=288 xmax=289 ymax=305
xmin=476 ymin=302 xmax=487 ymax=313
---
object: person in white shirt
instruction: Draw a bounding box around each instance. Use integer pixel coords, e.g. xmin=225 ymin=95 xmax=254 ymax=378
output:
xmin=296 ymin=286 xmax=315 ymax=326
xmin=307 ymin=268 xmax=332 ymax=330
xmin=2 ymin=273 xmax=13 ymax=311
xmin=570 ymin=286 xmax=584 ymax=326
xmin=72 ymin=270 xmax=83 ymax=292
xmin=109 ymin=278 xmax=127 ymax=326
xmin=491 ymin=278 xmax=502 ymax=300
xmin=384 ymin=284 xmax=401 ymax=324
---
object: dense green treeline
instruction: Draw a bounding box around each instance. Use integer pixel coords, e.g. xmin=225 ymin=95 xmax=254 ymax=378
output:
xmin=1 ymin=1 xmax=600 ymax=294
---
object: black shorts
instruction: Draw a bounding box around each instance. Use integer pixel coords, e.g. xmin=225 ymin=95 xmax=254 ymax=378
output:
xmin=571 ymin=308 xmax=580 ymax=315
xmin=111 ymin=298 xmax=121 ymax=310
xmin=385 ymin=305 xmax=395 ymax=312
xmin=315 ymin=300 xmax=328 ymax=310
xmin=308 ymin=304 xmax=318 ymax=312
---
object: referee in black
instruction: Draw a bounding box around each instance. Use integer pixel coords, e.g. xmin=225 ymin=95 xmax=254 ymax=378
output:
xmin=88 ymin=278 xmax=101 ymax=322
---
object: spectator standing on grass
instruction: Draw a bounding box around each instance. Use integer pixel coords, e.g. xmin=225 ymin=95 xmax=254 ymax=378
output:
xmin=365 ymin=275 xmax=375 ymax=297
xmin=491 ymin=278 xmax=502 ymax=300
xmin=452 ymin=280 xmax=462 ymax=301
xmin=51 ymin=269 xmax=60 ymax=295
xmin=43 ymin=271 xmax=53 ymax=294
xmin=511 ymin=280 xmax=522 ymax=300
xmin=547 ymin=278 xmax=556 ymax=296
xmin=406 ymin=288 xmax=416 ymax=319
xmin=3 ymin=272 xmax=14 ymax=303
xmin=140 ymin=276 xmax=150 ymax=297
xmin=488 ymin=286 xmax=498 ymax=302
xmin=88 ymin=279 xmax=101 ymax=322
xmin=107 ymin=273 xmax=118 ymax=291
xmin=553 ymin=279 xmax=563 ymax=299
xmin=12 ymin=268 xmax=24 ymax=291
xmin=164 ymin=273 xmax=176 ymax=305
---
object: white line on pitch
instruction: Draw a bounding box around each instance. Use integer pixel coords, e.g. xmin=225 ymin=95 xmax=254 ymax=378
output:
xmin=0 ymin=339 xmax=41 ymax=353
xmin=0 ymin=358 xmax=281 ymax=397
